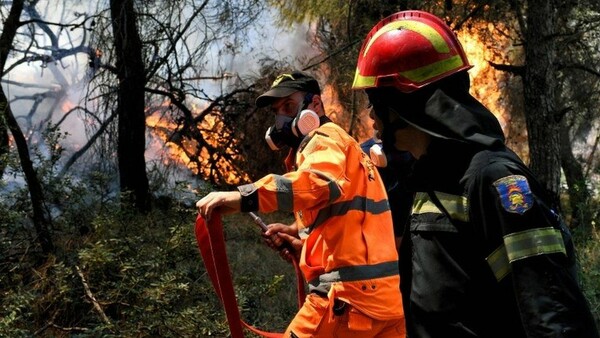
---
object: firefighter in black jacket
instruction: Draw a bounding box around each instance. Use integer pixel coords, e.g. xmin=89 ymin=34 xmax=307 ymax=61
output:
xmin=352 ymin=10 xmax=599 ymax=338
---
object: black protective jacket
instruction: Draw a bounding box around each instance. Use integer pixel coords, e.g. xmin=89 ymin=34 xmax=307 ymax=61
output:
xmin=398 ymin=87 xmax=599 ymax=338
xmin=361 ymin=138 xmax=414 ymax=238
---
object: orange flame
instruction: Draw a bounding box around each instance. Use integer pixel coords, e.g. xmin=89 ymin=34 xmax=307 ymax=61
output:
xmin=458 ymin=28 xmax=508 ymax=131
xmin=458 ymin=22 xmax=528 ymax=159
xmin=146 ymin=22 xmax=527 ymax=183
xmin=146 ymin=101 xmax=250 ymax=185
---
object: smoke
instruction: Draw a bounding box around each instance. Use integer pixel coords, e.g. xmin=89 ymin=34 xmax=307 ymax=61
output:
xmin=203 ymin=6 xmax=318 ymax=95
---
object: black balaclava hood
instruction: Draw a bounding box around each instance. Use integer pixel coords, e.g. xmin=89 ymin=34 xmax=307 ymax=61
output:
xmin=367 ymin=71 xmax=505 ymax=151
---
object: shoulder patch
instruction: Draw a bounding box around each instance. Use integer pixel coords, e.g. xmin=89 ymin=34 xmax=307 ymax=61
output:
xmin=493 ymin=175 xmax=533 ymax=214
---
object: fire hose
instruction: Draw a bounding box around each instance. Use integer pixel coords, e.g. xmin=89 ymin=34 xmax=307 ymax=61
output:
xmin=194 ymin=212 xmax=306 ymax=338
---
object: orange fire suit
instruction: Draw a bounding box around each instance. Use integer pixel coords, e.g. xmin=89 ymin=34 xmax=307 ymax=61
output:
xmin=238 ymin=122 xmax=405 ymax=337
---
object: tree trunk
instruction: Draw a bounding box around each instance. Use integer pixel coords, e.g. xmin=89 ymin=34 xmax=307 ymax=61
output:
xmin=110 ymin=0 xmax=151 ymax=212
xmin=0 ymin=0 xmax=54 ymax=253
xmin=523 ymin=0 xmax=561 ymax=207
xmin=559 ymin=121 xmax=591 ymax=230
xmin=0 ymin=99 xmax=8 ymax=175
xmin=0 ymin=0 xmax=23 ymax=178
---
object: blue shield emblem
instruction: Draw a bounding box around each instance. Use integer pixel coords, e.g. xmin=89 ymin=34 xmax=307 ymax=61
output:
xmin=493 ymin=175 xmax=533 ymax=214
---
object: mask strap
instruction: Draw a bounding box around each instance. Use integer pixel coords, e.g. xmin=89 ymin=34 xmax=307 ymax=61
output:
xmin=302 ymin=93 xmax=314 ymax=109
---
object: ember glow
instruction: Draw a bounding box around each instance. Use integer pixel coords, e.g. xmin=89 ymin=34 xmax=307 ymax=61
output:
xmin=146 ymin=101 xmax=250 ymax=185
xmin=60 ymin=99 xmax=75 ymax=113
xmin=458 ymin=21 xmax=528 ymax=160
xmin=459 ymin=28 xmax=509 ymax=130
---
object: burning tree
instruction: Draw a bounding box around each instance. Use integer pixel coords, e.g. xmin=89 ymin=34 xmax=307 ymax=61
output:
xmin=83 ymin=0 xmax=285 ymax=198
xmin=0 ymin=0 xmax=278 ymax=251
xmin=269 ymin=0 xmax=600 ymax=231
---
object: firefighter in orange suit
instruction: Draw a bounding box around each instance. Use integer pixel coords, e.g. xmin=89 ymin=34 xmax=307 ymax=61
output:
xmin=352 ymin=10 xmax=599 ymax=338
xmin=196 ymin=71 xmax=406 ymax=337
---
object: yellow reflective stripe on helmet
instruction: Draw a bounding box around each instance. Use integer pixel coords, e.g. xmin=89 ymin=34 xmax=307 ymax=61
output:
xmin=352 ymin=68 xmax=376 ymax=88
xmin=364 ymin=20 xmax=450 ymax=57
xmin=399 ymin=55 xmax=464 ymax=83
xmin=412 ymin=191 xmax=469 ymax=222
xmin=487 ymin=227 xmax=566 ymax=282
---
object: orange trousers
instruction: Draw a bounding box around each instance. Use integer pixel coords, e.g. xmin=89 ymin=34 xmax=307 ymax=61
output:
xmin=284 ymin=293 xmax=406 ymax=338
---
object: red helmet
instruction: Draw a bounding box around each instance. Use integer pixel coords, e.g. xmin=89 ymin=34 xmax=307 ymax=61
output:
xmin=352 ymin=10 xmax=472 ymax=93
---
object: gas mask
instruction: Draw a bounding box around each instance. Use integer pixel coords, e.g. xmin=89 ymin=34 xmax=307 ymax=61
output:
xmin=264 ymin=94 xmax=321 ymax=151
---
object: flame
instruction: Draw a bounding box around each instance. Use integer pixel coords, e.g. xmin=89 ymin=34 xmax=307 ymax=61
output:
xmin=458 ymin=22 xmax=528 ymax=160
xmin=146 ymin=20 xmax=528 ymax=184
xmin=458 ymin=28 xmax=508 ymax=130
xmin=146 ymin=113 xmax=189 ymax=166
xmin=146 ymin=101 xmax=250 ymax=185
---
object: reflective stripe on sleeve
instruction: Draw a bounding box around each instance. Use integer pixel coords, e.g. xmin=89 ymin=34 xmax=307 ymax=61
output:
xmin=310 ymin=196 xmax=390 ymax=230
xmin=308 ymin=169 xmax=342 ymax=203
xmin=487 ymin=227 xmax=566 ymax=281
xmin=486 ymin=245 xmax=510 ymax=281
xmin=504 ymin=227 xmax=566 ymax=262
xmin=412 ymin=191 xmax=469 ymax=222
xmin=273 ymin=170 xmax=340 ymax=212
xmin=273 ymin=175 xmax=294 ymax=212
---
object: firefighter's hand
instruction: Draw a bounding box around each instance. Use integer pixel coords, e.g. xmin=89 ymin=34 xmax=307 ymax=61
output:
xmin=196 ymin=191 xmax=241 ymax=221
xmin=264 ymin=223 xmax=302 ymax=262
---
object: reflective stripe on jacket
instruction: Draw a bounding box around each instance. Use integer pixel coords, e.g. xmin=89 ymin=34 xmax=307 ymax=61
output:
xmin=239 ymin=122 xmax=403 ymax=321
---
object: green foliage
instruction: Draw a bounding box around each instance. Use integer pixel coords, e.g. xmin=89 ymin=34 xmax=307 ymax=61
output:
xmin=2 ymin=176 xmax=600 ymax=336
xmin=0 ymin=172 xmax=299 ymax=337
xmin=268 ymin=0 xmax=351 ymax=26
xmin=0 ymin=283 xmax=35 ymax=337
xmin=575 ymin=224 xmax=600 ymax=326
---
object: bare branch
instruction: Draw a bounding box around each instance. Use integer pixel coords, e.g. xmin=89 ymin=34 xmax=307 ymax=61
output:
xmin=303 ymin=39 xmax=361 ymax=71
xmin=75 ymin=265 xmax=113 ymax=327
xmin=453 ymin=3 xmax=487 ymax=31
xmin=556 ymin=62 xmax=600 ymax=78
xmin=18 ymin=17 xmax=88 ymax=30
xmin=58 ymin=109 xmax=117 ymax=178
xmin=488 ymin=61 xmax=525 ymax=76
